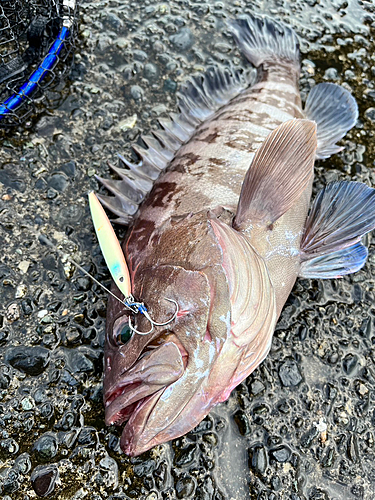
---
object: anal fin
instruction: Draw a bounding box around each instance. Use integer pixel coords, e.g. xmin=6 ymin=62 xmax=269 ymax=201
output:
xmin=300 ymin=242 xmax=368 ymax=279
xmin=234 ymin=119 xmax=317 ymax=229
xmin=299 ymin=181 xmax=375 ymax=279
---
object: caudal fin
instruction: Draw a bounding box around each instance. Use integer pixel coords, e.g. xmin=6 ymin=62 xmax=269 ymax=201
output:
xmin=229 ymin=13 xmax=300 ymax=68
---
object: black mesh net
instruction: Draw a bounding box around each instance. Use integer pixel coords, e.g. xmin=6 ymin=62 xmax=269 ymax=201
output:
xmin=0 ymin=0 xmax=79 ymax=127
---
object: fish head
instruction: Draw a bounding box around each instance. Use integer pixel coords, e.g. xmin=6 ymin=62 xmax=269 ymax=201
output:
xmin=103 ymin=213 xmax=275 ymax=456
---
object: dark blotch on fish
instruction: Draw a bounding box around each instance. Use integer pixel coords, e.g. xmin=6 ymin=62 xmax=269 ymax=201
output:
xmin=98 ymin=12 xmax=375 ymax=456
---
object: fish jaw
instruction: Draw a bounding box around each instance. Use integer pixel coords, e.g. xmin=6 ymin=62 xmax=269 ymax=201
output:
xmin=115 ymin=258 xmax=275 ymax=457
xmin=119 ymin=334 xmax=240 ymax=456
xmin=104 ymin=340 xmax=186 ymax=427
xmin=104 ymin=262 xmax=223 ymax=455
xmin=119 ymin=320 xmax=274 ymax=457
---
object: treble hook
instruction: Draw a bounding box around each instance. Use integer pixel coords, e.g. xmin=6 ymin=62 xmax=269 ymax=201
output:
xmin=128 ymin=298 xmax=179 ymax=336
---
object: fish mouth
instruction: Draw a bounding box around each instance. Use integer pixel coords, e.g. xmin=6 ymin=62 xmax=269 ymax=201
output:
xmin=104 ymin=336 xmax=187 ymax=430
xmin=105 ymin=382 xmax=154 ymax=426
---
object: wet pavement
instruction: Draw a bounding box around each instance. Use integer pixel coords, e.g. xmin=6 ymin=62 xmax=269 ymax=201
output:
xmin=1 ymin=0 xmax=375 ymax=498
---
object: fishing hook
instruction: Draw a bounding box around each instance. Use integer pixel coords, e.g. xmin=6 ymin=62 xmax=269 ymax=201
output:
xmin=37 ymin=234 xmax=180 ymax=337
xmin=127 ymin=298 xmax=179 ymax=336
xmin=88 ymin=191 xmax=180 ymax=336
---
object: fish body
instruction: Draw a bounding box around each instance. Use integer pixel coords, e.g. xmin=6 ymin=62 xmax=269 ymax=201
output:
xmin=99 ymin=14 xmax=374 ymax=456
xmin=130 ymin=61 xmax=305 ymax=311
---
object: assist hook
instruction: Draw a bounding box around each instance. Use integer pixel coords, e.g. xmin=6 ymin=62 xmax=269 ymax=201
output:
xmin=88 ymin=192 xmax=179 ymax=337
xmin=126 ymin=297 xmax=179 ymax=336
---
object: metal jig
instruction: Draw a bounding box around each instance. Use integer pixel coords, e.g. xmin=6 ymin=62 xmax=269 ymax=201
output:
xmin=88 ymin=191 xmax=179 ymax=336
xmin=38 ymin=234 xmax=179 ymax=337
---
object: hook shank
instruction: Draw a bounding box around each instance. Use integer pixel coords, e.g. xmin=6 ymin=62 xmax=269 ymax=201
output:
xmin=128 ymin=297 xmax=179 ymax=336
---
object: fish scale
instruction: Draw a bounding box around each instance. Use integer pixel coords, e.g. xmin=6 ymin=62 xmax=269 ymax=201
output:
xmin=95 ymin=12 xmax=375 ymax=456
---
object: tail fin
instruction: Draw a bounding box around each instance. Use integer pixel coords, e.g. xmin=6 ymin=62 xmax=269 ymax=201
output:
xmin=229 ymin=14 xmax=299 ymax=68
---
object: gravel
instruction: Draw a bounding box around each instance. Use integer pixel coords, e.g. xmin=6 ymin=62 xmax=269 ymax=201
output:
xmin=1 ymin=0 xmax=375 ymax=498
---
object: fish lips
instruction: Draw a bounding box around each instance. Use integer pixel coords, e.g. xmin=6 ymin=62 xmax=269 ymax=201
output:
xmin=120 ymin=388 xmax=169 ymax=456
xmin=104 ymin=341 xmax=185 ymax=430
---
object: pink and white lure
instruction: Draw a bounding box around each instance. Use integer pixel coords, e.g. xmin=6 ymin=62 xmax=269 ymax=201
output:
xmin=88 ymin=192 xmax=132 ymax=298
xmin=88 ymin=191 xmax=178 ymax=335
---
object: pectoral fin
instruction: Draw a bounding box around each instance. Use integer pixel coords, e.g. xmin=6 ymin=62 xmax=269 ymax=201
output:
xmin=211 ymin=219 xmax=277 ymax=348
xmin=234 ymin=119 xmax=317 ymax=230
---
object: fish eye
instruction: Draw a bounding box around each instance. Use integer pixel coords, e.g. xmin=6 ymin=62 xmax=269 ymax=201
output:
xmin=117 ymin=324 xmax=132 ymax=345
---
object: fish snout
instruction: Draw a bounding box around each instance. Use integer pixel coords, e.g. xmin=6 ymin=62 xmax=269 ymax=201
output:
xmin=104 ymin=340 xmax=185 ymax=428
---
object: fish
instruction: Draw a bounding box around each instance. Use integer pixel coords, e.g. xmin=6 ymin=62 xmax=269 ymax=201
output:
xmin=95 ymin=13 xmax=375 ymax=456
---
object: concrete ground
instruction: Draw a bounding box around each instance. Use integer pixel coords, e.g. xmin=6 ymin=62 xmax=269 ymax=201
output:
xmin=1 ymin=0 xmax=375 ymax=498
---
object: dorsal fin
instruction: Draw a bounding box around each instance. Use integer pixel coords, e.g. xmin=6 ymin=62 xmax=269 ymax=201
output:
xmin=97 ymin=66 xmax=255 ymax=224
xmin=234 ymin=119 xmax=317 ymax=229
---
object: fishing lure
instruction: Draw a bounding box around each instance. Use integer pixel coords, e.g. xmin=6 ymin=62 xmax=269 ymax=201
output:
xmin=88 ymin=192 xmax=178 ymax=336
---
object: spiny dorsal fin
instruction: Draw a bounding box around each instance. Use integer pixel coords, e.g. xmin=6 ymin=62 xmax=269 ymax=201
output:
xmin=97 ymin=66 xmax=255 ymax=224
xmin=234 ymin=119 xmax=317 ymax=230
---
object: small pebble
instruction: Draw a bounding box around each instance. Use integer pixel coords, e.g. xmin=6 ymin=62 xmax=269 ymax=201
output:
xmin=169 ymin=28 xmax=195 ymax=51
xmin=31 ymin=464 xmax=59 ymax=497
xmin=365 ymin=107 xmax=375 ymax=122
xmin=48 ymin=173 xmax=69 ymax=192
xmin=130 ymin=85 xmax=144 ymax=100
xmin=323 ymin=67 xmax=340 ymax=81
xmin=5 ymin=346 xmax=50 ymax=376
xmin=342 ymin=353 xmax=358 ymax=375
xmin=175 ymin=475 xmax=196 ymax=498
xmin=21 ymin=396 xmax=34 ymax=410
xmin=118 ymin=114 xmax=138 ymax=131
xmin=279 ymin=359 xmax=303 ymax=387
xmin=269 ymin=445 xmax=291 ymax=463
xmin=249 ymin=444 xmax=268 ymax=476
xmin=33 ymin=433 xmax=58 ymax=460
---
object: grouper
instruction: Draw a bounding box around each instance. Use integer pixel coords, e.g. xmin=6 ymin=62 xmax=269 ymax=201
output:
xmin=94 ymin=13 xmax=375 ymax=456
